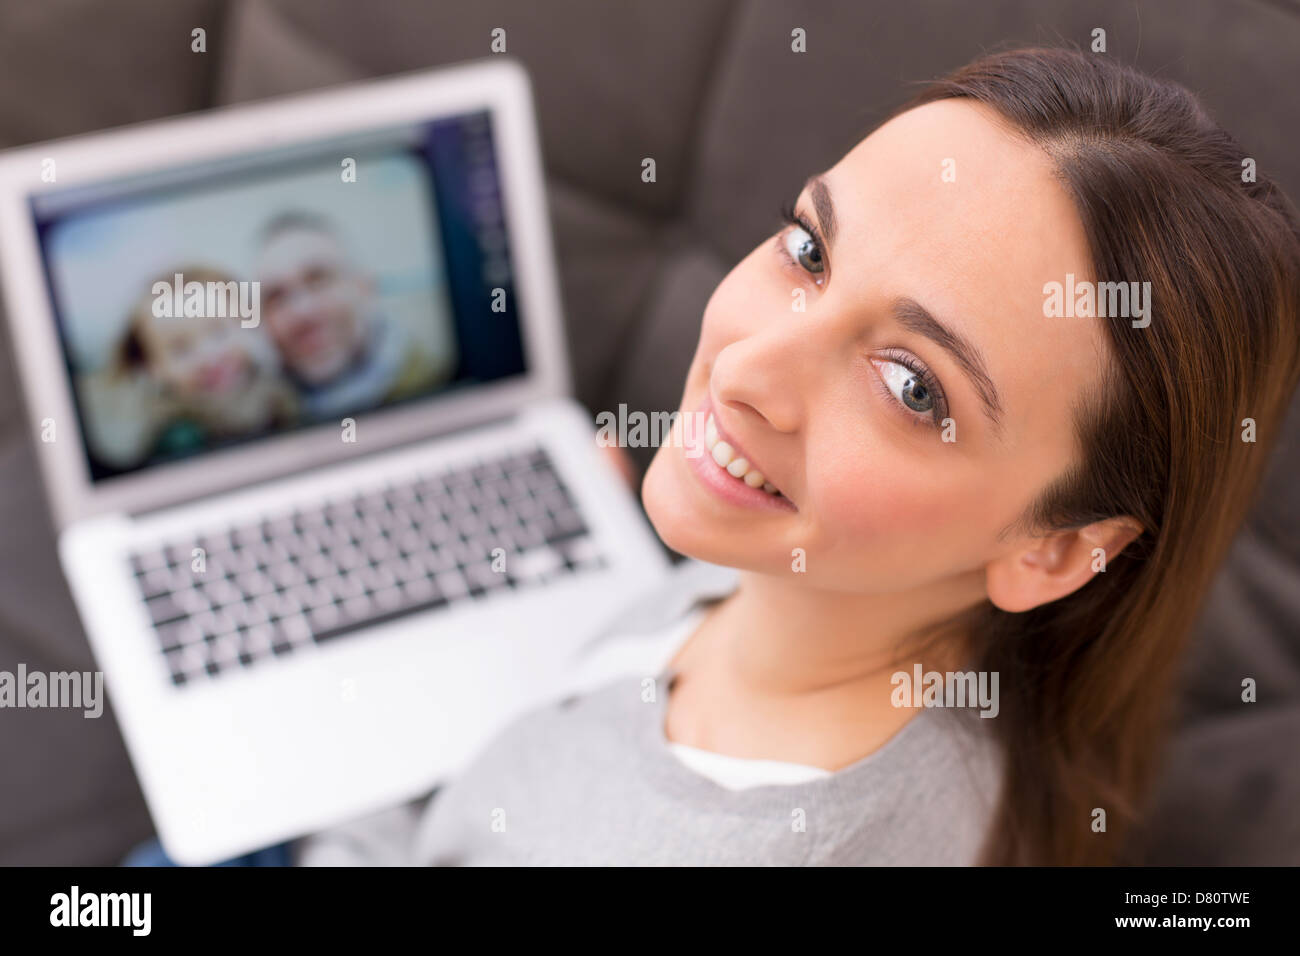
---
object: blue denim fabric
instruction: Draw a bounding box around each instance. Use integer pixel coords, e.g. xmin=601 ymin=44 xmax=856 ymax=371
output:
xmin=122 ymin=838 xmax=293 ymax=867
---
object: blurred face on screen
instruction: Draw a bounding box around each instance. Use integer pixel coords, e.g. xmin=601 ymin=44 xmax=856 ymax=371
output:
xmin=139 ymin=311 xmax=258 ymax=402
xmin=258 ymin=224 xmax=373 ymax=386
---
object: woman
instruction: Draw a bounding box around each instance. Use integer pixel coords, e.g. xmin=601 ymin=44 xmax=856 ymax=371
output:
xmin=85 ymin=265 xmax=298 ymax=471
xmin=129 ymin=46 xmax=1300 ymax=867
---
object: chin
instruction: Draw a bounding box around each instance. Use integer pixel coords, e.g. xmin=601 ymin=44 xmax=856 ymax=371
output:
xmin=641 ymin=445 xmax=770 ymax=573
xmin=641 ymin=446 xmax=693 ymax=553
xmin=296 ymin=359 xmax=342 ymax=387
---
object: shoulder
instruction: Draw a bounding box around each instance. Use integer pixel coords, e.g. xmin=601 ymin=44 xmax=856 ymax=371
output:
xmin=411 ymin=676 xmax=649 ymax=864
xmin=456 ymin=675 xmax=649 ymax=780
xmin=386 ymin=341 xmax=439 ymax=400
xmin=820 ymin=705 xmax=1004 ymax=866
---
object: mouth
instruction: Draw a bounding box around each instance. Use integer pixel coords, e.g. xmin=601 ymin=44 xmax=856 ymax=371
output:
xmin=198 ymin=357 xmax=246 ymax=394
xmin=290 ymin=321 xmax=331 ymax=356
xmin=683 ymin=395 xmax=796 ymax=512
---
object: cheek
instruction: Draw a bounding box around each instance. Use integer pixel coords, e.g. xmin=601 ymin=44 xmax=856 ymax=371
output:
xmin=696 ymin=249 xmax=780 ymax=345
xmin=808 ymin=441 xmax=1002 ymax=585
xmin=817 ymin=448 xmax=940 ymax=540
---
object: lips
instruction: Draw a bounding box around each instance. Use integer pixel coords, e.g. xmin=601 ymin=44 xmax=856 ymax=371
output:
xmin=198 ymin=356 xmax=246 ymax=394
xmin=685 ymin=394 xmax=796 ymax=511
xmin=289 ymin=321 xmax=331 ymax=356
xmin=703 ymin=411 xmax=784 ymax=498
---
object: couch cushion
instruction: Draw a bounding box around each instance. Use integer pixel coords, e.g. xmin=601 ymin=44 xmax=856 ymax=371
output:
xmin=217 ymin=0 xmax=734 ymax=217
xmin=687 ymin=0 xmax=1300 ymax=263
xmin=1128 ymin=703 xmax=1300 ymax=864
xmin=0 ymin=0 xmax=225 ymax=149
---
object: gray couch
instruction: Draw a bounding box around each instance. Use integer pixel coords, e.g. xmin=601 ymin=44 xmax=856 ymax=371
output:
xmin=1 ymin=0 xmax=1297 ymax=865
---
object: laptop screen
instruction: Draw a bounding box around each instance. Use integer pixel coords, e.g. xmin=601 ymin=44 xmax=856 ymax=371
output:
xmin=30 ymin=109 xmax=527 ymax=483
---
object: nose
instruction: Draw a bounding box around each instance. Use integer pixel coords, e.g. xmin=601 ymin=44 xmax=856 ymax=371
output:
xmin=278 ymin=284 xmax=322 ymax=320
xmin=709 ymin=321 xmax=808 ymax=435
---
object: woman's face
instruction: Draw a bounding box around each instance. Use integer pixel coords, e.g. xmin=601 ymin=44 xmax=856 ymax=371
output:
xmin=643 ymin=99 xmax=1109 ymax=600
xmin=140 ymin=312 xmax=258 ymax=403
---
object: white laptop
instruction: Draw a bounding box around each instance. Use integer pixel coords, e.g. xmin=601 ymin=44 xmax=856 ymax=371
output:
xmin=0 ymin=58 xmax=669 ymax=864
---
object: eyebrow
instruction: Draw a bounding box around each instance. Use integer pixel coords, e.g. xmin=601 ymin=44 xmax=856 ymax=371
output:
xmin=805 ymin=174 xmax=837 ymax=248
xmin=802 ymin=174 xmax=1005 ymax=437
xmin=891 ymin=297 xmax=1005 ymax=436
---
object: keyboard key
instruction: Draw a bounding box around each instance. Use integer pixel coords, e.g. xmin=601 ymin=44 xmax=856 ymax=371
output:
xmin=400 ymin=575 xmax=440 ymax=604
xmin=543 ymin=510 xmax=588 ymax=543
xmin=145 ymin=594 xmax=186 ymax=626
xmin=139 ymin=568 xmax=175 ymax=600
xmin=363 ymin=537 xmax=393 ymax=563
xmin=370 ymin=585 xmax=406 ymax=613
xmin=242 ymin=623 xmax=276 ymax=656
xmin=289 ymin=582 xmax=332 ymax=611
xmin=256 ymin=590 xmax=301 ymax=620
xmin=312 ymin=582 xmax=449 ymax=643
xmin=171 ymin=587 xmax=210 ymax=616
xmin=293 ymin=510 xmax=327 ymax=532
xmin=235 ymin=570 xmax=276 ymax=599
xmin=341 ymin=593 xmax=375 ymax=620
xmin=164 ymin=646 xmax=191 ymax=679
xmin=164 ymin=542 xmax=193 ymax=566
xmin=224 ymin=549 xmax=259 ymax=575
xmin=509 ymin=547 xmax=565 ymax=585
xmin=156 ymin=619 xmax=199 ymax=652
xmin=324 ymin=501 xmax=358 ymax=524
xmin=357 ymin=564 xmax=397 ymax=593
xmin=263 ymin=516 xmax=297 ymax=540
xmin=196 ymin=529 xmax=233 ymax=553
xmin=464 ymin=560 xmax=508 ymax=596
xmin=201 ymin=578 xmax=242 ymax=608
xmin=449 ymin=540 xmax=481 ymax=567
xmin=422 ymin=518 xmax=456 ymax=545
xmin=232 ymin=523 xmax=265 ymax=549
xmin=514 ymin=523 xmax=546 ymax=550
xmin=307 ymin=603 xmax=343 ymax=634
xmin=423 ymin=547 xmax=458 ymax=575
xmin=333 ymin=544 xmax=366 ymax=572
xmin=209 ymin=633 xmax=241 ymax=665
xmin=192 ymin=608 xmax=237 ymax=638
xmin=434 ymin=569 xmax=469 ymax=602
xmin=269 ymin=562 xmax=307 ymax=589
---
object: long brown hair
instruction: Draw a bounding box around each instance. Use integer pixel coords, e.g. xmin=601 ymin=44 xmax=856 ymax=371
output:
xmin=889 ymin=47 xmax=1300 ymax=864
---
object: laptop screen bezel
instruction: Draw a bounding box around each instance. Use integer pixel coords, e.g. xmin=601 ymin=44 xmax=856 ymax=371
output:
xmin=0 ymin=57 xmax=570 ymax=530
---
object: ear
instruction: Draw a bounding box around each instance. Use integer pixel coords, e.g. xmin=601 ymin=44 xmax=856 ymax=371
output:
xmin=985 ymin=516 xmax=1143 ymax=613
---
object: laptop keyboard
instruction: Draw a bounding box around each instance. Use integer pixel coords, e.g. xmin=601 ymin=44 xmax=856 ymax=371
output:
xmin=127 ymin=445 xmax=606 ymax=687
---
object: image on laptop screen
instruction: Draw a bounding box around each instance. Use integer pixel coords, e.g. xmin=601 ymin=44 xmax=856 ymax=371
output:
xmin=30 ymin=109 xmax=527 ymax=482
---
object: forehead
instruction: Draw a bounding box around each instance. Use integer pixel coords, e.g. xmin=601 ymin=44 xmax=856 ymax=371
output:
xmin=140 ymin=313 xmax=203 ymax=348
xmin=260 ymin=228 xmax=344 ymax=273
xmin=824 ymin=99 xmax=1107 ymax=447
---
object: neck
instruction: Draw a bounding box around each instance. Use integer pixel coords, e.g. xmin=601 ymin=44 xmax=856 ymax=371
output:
xmin=696 ymin=569 xmax=986 ymax=698
xmin=664 ymin=568 xmax=989 ymax=768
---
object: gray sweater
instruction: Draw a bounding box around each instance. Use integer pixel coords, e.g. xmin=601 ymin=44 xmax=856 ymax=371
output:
xmin=296 ymin=561 xmax=1005 ymax=866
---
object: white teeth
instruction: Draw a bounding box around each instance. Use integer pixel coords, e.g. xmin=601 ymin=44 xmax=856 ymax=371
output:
xmin=703 ymin=413 xmax=782 ymax=497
